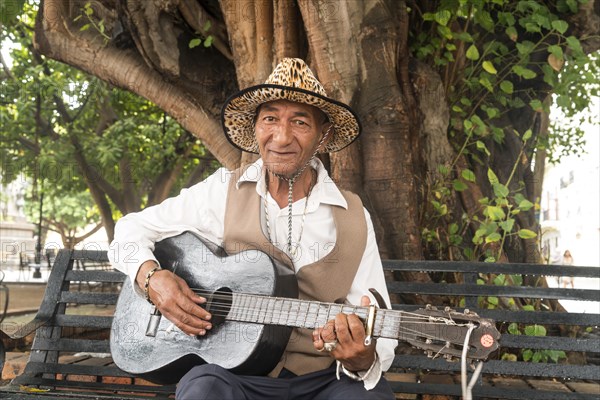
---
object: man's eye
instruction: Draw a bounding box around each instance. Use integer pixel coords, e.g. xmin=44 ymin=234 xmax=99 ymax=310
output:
xmin=294 ymin=120 xmax=307 ymax=126
xmin=263 ymin=116 xmax=275 ymax=122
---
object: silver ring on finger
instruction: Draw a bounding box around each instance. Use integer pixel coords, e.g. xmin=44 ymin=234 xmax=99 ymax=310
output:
xmin=323 ymin=340 xmax=338 ymax=352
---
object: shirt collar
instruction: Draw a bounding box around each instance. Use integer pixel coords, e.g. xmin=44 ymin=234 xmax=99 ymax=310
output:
xmin=236 ymin=158 xmax=348 ymax=210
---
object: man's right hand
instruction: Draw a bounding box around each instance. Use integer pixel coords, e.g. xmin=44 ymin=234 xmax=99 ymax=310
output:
xmin=135 ymin=261 xmax=212 ymax=336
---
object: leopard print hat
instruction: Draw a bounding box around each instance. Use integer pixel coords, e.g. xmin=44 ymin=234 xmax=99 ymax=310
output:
xmin=221 ymin=58 xmax=361 ymax=153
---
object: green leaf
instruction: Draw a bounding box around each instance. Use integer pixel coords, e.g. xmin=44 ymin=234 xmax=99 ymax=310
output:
xmin=189 ymin=38 xmax=202 ymax=48
xmin=0 ymin=0 xmax=26 ymax=24
xmin=502 ymin=353 xmax=518 ymax=362
xmin=530 ymin=99 xmax=544 ymax=112
xmin=518 ymin=229 xmax=537 ymax=239
xmin=487 ymin=296 xmax=499 ymax=305
xmin=499 ymin=219 xmax=515 ymax=232
xmin=482 ymin=61 xmax=498 ymax=74
xmin=522 ymin=129 xmax=533 ymax=141
xmin=461 ymin=169 xmax=476 ymax=182
xmin=523 ymin=349 xmax=533 ymax=361
xmin=453 ymin=179 xmax=468 ymax=192
xmin=438 ymin=164 xmax=449 ymax=176
xmin=80 ymin=24 xmax=91 ymax=32
xmin=518 ymin=199 xmax=534 ymax=211
xmin=449 ymin=223 xmax=459 ymax=235
xmin=486 ymin=233 xmax=502 ymax=243
xmin=512 ymin=65 xmax=537 ymax=79
xmin=508 ymin=323 xmax=521 ymax=335
xmin=505 ymin=26 xmax=518 ymax=41
xmin=434 ymin=10 xmax=452 ymax=26
xmin=204 ymin=35 xmax=214 ymax=47
xmin=487 ymin=168 xmax=499 ymax=184
xmin=566 ymin=36 xmax=584 ymax=56
xmin=493 ymin=182 xmax=509 ymax=198
xmin=500 ymin=80 xmax=514 ymax=94
xmin=486 ymin=205 xmax=506 ymax=221
xmin=479 ymin=76 xmax=494 ymax=93
xmin=477 ymin=140 xmax=490 ymax=156
xmin=484 ymin=256 xmax=496 ymax=263
xmin=203 ymin=20 xmax=212 ymax=32
xmin=522 ymin=305 xmax=535 ymax=311
xmin=525 ymin=325 xmax=547 ymax=336
xmin=466 ymin=45 xmax=480 ymax=60
xmin=474 ymin=10 xmax=494 ymax=32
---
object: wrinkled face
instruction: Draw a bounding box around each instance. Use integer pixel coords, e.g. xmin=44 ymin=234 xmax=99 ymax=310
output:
xmin=255 ymin=99 xmax=329 ymax=178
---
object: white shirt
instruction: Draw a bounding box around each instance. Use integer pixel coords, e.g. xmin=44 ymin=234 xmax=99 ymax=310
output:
xmin=108 ymin=158 xmax=397 ymax=389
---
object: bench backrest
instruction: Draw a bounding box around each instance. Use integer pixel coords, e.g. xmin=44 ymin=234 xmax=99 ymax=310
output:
xmin=384 ymin=260 xmax=600 ymax=399
xmin=7 ymin=249 xmax=176 ymax=398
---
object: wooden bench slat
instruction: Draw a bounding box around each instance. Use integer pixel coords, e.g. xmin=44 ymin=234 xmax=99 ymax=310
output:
xmin=10 ymin=377 xmax=176 ymax=396
xmin=31 ymin=338 xmax=111 ymax=354
xmin=388 ymin=381 xmax=597 ymax=400
xmin=391 ymin=305 xmax=600 ymax=325
xmin=20 ymin=361 xmax=131 ymax=378
xmin=499 ymin=334 xmax=600 ymax=352
xmin=388 ymin=281 xmax=600 ymax=301
xmin=55 ymin=315 xmax=113 ymax=329
xmin=391 ymin=304 xmax=600 ymax=325
xmin=383 ymin=261 xmax=600 ymax=278
xmin=59 ymin=292 xmax=119 ymax=305
xmin=71 ymin=250 xmax=109 ymax=263
xmin=66 ymin=270 xmax=125 ymax=283
xmin=392 ymin=355 xmax=600 ymax=380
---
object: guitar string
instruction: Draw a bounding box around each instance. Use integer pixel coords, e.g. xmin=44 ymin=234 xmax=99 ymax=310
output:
xmin=188 ymin=288 xmax=462 ymax=324
xmin=183 ymin=288 xmax=474 ymax=344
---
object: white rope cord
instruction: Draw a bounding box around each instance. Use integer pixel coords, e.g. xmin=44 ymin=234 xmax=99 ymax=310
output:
xmin=461 ymin=322 xmax=484 ymax=400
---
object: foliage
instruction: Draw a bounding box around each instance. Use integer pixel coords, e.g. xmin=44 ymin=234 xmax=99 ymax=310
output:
xmin=1 ymin=2 xmax=216 ymax=242
xmin=412 ymin=0 xmax=599 ymax=262
xmin=504 ymin=322 xmax=567 ymax=363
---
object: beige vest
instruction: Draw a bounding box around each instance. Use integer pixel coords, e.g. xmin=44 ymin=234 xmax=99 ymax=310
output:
xmin=222 ymin=167 xmax=367 ymax=376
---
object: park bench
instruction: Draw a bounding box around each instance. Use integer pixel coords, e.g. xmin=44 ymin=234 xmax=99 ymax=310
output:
xmin=0 ymin=249 xmax=598 ymax=399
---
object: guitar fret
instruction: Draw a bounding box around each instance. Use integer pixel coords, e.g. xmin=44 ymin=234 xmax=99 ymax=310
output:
xmin=289 ymin=300 xmax=300 ymax=327
xmin=283 ymin=299 xmax=291 ymax=325
xmin=277 ymin=298 xmax=285 ymax=325
xmin=265 ymin=297 xmax=274 ymax=325
xmin=229 ymin=294 xmax=239 ymax=321
xmin=257 ymin=296 xmax=265 ymax=324
xmin=298 ymin=300 xmax=309 ymax=328
xmin=308 ymin=302 xmax=319 ymax=328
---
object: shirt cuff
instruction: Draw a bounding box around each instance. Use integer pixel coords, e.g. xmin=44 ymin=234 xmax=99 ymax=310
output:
xmin=335 ymin=353 xmax=382 ymax=390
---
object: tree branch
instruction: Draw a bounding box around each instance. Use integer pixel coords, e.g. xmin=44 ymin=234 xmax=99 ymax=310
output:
xmin=35 ymin=0 xmax=240 ymax=169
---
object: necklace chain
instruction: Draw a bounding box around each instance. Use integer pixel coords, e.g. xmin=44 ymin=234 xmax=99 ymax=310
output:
xmin=264 ymin=169 xmax=316 ymax=258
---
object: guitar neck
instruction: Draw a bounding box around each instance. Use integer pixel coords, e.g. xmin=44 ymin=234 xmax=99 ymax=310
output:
xmin=226 ymin=293 xmax=402 ymax=340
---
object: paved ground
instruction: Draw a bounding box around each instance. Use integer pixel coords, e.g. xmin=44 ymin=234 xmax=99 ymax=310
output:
xmin=1 ymin=283 xmax=46 ymax=316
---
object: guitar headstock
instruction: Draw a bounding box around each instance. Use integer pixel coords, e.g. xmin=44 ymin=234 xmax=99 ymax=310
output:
xmin=404 ymin=305 xmax=500 ymax=362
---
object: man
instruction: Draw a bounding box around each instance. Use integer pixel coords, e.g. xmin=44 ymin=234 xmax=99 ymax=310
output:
xmin=109 ymin=58 xmax=397 ymax=399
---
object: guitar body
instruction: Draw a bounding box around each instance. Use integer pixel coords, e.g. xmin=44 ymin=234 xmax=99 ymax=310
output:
xmin=110 ymin=232 xmax=297 ymax=383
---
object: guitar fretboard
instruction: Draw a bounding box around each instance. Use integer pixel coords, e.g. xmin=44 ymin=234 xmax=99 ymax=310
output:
xmin=226 ymin=293 xmax=404 ymax=340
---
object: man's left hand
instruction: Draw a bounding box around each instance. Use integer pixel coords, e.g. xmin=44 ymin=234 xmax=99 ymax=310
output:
xmin=312 ymin=295 xmax=376 ymax=372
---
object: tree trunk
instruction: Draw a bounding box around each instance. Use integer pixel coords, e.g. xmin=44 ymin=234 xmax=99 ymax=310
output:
xmin=33 ymin=0 xmax=600 ymax=262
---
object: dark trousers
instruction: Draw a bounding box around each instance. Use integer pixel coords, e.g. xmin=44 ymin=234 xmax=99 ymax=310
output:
xmin=176 ymin=364 xmax=395 ymax=400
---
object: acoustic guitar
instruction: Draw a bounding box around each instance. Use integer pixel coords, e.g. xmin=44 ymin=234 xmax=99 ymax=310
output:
xmin=110 ymin=232 xmax=499 ymax=383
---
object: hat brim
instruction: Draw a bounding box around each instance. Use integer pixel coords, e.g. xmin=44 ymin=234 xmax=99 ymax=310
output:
xmin=221 ymin=84 xmax=361 ymax=153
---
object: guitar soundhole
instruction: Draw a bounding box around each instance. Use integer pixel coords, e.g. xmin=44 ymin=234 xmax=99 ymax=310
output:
xmin=204 ymin=287 xmax=232 ymax=327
